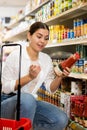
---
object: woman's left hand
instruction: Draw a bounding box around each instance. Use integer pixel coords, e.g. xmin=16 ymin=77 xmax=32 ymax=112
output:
xmin=54 ymin=67 xmax=70 ymax=78
xmin=62 ymin=67 xmax=70 ymax=77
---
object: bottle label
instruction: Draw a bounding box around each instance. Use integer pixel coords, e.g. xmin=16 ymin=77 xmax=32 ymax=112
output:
xmin=54 ymin=64 xmax=63 ymax=76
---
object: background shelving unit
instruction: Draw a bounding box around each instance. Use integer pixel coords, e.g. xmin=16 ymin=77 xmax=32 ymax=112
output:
xmin=7 ymin=0 xmax=50 ymax=28
xmin=3 ymin=2 xmax=87 ymax=42
xmin=2 ymin=1 xmax=87 ymax=130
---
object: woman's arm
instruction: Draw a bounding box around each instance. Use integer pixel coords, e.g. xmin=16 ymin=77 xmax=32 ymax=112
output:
xmin=2 ymin=49 xmax=41 ymax=94
xmin=44 ymin=56 xmax=70 ymax=93
xmin=50 ymin=67 xmax=70 ymax=93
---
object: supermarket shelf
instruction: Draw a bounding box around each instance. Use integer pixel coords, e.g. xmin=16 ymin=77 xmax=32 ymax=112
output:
xmin=3 ymin=27 xmax=29 ymax=42
xmin=45 ymin=38 xmax=87 ymax=48
xmin=4 ymin=2 xmax=87 ymax=42
xmin=45 ymin=2 xmax=87 ymax=25
xmin=7 ymin=0 xmax=50 ymax=28
xmin=3 ymin=30 xmax=87 ymax=45
xmin=7 ymin=16 xmax=26 ymax=28
xmin=69 ymin=73 xmax=87 ymax=80
xmin=8 ymin=1 xmax=87 ymax=29
xmin=26 ymin=0 xmax=50 ymax=15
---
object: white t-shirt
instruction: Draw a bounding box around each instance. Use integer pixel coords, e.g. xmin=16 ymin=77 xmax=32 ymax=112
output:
xmin=2 ymin=46 xmax=55 ymax=96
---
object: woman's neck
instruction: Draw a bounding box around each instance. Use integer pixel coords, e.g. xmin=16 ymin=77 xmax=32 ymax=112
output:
xmin=27 ymin=46 xmax=39 ymax=61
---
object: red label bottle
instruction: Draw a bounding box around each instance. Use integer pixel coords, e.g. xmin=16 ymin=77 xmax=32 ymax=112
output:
xmin=59 ymin=52 xmax=80 ymax=71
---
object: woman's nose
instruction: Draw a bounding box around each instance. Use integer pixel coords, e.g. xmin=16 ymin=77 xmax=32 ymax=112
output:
xmin=41 ymin=38 xmax=45 ymax=43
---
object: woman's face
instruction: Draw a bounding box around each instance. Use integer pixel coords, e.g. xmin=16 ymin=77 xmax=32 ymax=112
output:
xmin=28 ymin=28 xmax=49 ymax=52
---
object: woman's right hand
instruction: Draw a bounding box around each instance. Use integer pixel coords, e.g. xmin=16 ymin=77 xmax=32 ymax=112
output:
xmin=29 ymin=65 xmax=41 ymax=80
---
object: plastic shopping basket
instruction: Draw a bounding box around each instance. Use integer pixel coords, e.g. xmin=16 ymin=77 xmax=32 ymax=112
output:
xmin=0 ymin=117 xmax=31 ymax=130
xmin=0 ymin=44 xmax=32 ymax=130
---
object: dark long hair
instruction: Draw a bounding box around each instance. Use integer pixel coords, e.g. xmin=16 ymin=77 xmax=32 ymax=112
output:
xmin=29 ymin=21 xmax=49 ymax=35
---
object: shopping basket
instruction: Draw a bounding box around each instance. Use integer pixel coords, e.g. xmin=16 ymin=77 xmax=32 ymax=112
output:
xmin=0 ymin=44 xmax=32 ymax=130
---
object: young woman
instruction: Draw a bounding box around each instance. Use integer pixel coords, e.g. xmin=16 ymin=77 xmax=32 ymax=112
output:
xmin=1 ymin=21 xmax=70 ymax=130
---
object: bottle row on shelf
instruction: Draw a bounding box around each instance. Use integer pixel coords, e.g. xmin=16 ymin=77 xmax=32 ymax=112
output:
xmin=8 ymin=0 xmax=48 ymax=26
xmin=49 ymin=18 xmax=87 ymax=43
xmin=35 ymin=0 xmax=86 ymax=22
xmin=37 ymin=79 xmax=87 ymax=129
xmin=8 ymin=0 xmax=87 ymax=29
xmin=4 ymin=15 xmax=87 ymax=43
xmin=3 ymin=0 xmax=87 ymax=42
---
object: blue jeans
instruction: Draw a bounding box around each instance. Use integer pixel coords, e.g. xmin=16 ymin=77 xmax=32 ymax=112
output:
xmin=1 ymin=93 xmax=68 ymax=130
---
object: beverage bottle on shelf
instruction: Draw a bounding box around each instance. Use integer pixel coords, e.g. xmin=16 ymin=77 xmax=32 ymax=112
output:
xmin=58 ymin=52 xmax=80 ymax=71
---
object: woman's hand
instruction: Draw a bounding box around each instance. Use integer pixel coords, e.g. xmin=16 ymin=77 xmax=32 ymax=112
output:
xmin=54 ymin=66 xmax=70 ymax=78
xmin=29 ymin=65 xmax=41 ymax=80
xmin=62 ymin=67 xmax=70 ymax=77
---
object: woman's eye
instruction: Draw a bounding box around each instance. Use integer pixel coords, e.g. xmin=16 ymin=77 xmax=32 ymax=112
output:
xmin=37 ymin=36 xmax=41 ymax=39
xmin=37 ymin=35 xmax=49 ymax=40
xmin=45 ymin=37 xmax=49 ymax=40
